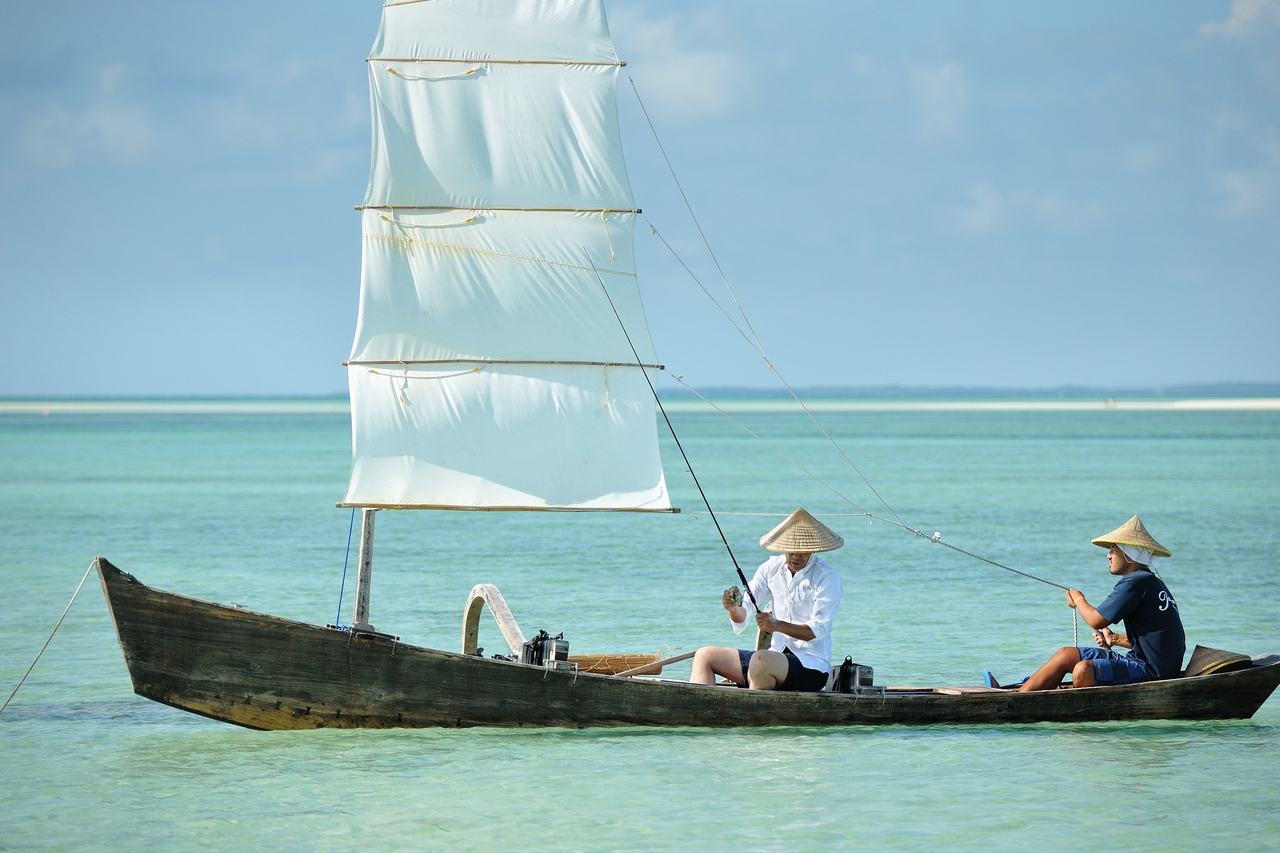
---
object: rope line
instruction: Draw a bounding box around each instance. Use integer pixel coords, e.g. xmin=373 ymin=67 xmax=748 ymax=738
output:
xmin=1 ymin=562 xmax=94 ymax=714
xmin=629 ymin=78 xmax=767 ymax=358
xmin=632 ymin=80 xmax=1079 ymax=639
xmin=380 ymin=213 xmax=478 ymax=229
xmin=585 ymin=251 xmax=759 ymax=613
xmin=630 ymin=94 xmax=1069 ymax=591
xmin=335 ymin=508 xmax=356 ymax=628
xmin=644 ymin=219 xmax=765 ymax=358
xmin=641 ymin=220 xmax=907 ymax=529
xmin=632 ymin=76 xmax=913 ymax=531
xmin=630 ymin=78 xmax=913 ymax=527
xmin=381 ymin=63 xmax=482 ymax=81
xmin=670 ymin=375 xmax=872 ymax=516
xmin=600 ymin=211 xmax=615 ymax=262
xmin=671 ymin=374 xmax=1073 ymax=594
xmin=368 ymin=366 xmax=483 ymax=381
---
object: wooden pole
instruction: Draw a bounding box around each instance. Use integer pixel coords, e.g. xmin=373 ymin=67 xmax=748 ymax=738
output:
xmin=352 ymin=509 xmax=377 ymax=632
xmin=613 ymin=650 xmax=698 ymax=678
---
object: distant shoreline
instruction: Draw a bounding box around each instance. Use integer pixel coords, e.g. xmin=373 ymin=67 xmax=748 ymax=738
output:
xmin=3 ymin=384 xmax=1280 ymax=415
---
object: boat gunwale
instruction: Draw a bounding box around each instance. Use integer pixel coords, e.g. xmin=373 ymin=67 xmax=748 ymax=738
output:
xmin=95 ymin=557 xmax=1280 ymax=715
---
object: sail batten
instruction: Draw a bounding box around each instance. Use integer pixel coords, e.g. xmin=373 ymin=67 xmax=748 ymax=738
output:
xmin=346 ymin=359 xmax=663 ymax=368
xmin=357 ymin=206 xmax=641 ymax=212
xmin=338 ymin=504 xmax=678 ymax=513
xmin=369 ymin=57 xmax=626 ymax=67
xmin=343 ymin=0 xmax=670 ymax=512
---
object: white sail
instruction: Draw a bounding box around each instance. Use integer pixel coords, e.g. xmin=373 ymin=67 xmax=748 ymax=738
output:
xmin=343 ymin=0 xmax=671 ymax=511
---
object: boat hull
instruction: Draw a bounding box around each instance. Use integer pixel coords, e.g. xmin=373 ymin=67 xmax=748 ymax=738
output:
xmin=97 ymin=558 xmax=1280 ymax=731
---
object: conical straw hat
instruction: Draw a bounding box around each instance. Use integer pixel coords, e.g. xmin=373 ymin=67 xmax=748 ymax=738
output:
xmin=1090 ymin=515 xmax=1171 ymax=558
xmin=759 ymin=508 xmax=844 ymax=553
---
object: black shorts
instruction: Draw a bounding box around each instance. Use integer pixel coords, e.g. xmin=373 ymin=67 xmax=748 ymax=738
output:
xmin=737 ymin=648 xmax=830 ymax=692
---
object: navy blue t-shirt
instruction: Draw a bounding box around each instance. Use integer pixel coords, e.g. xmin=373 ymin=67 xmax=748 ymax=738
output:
xmin=1095 ymin=569 xmax=1186 ymax=680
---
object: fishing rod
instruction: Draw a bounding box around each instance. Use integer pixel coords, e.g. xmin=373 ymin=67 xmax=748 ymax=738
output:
xmin=585 ymin=253 xmax=760 ymax=613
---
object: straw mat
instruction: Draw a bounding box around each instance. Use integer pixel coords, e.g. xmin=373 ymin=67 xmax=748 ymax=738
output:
xmin=1183 ymin=645 xmax=1252 ymax=678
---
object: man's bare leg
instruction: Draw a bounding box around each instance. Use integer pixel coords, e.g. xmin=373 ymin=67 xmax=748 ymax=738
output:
xmin=746 ymin=649 xmax=790 ymax=690
xmin=1017 ymin=646 xmax=1082 ymax=692
xmin=1070 ymin=659 xmax=1096 ymax=688
xmin=691 ymin=647 xmax=746 ymax=686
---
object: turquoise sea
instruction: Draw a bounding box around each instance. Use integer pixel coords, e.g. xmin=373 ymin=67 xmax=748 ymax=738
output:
xmin=2 ymin=398 xmax=1279 ymax=851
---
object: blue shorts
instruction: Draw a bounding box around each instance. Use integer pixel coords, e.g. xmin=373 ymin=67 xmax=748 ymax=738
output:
xmin=737 ymin=648 xmax=830 ymax=692
xmin=1078 ymin=647 xmax=1154 ymax=686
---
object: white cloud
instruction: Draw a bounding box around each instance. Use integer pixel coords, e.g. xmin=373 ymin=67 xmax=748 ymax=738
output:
xmin=609 ymin=8 xmax=746 ymax=120
xmin=18 ymin=65 xmax=156 ymax=166
xmin=1213 ymin=129 xmax=1280 ymax=214
xmin=1201 ymin=0 xmax=1280 ymax=37
xmin=911 ymin=62 xmax=968 ymax=142
xmin=952 ymin=182 xmax=1105 ymax=236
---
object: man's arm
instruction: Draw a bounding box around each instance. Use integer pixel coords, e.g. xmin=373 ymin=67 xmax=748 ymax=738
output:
xmin=1067 ymin=589 xmax=1110 ymax=630
xmin=755 ymin=612 xmax=816 ymax=641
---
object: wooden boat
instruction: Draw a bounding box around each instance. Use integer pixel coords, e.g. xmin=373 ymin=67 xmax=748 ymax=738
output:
xmin=98 ymin=559 xmax=1280 ymax=730
xmin=94 ymin=2 xmax=1280 ymax=731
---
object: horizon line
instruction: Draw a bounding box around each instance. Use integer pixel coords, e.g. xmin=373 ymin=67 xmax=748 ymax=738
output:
xmin=2 ymin=380 xmax=1280 ymax=403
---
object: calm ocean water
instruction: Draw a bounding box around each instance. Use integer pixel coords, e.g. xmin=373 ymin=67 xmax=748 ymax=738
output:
xmin=2 ymin=400 xmax=1278 ymax=851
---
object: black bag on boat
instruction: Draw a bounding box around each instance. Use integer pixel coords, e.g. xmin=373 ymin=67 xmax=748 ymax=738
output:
xmin=833 ymin=656 xmax=873 ymax=693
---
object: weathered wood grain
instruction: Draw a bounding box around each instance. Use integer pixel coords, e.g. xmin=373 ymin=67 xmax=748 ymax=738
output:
xmin=96 ymin=558 xmax=1280 ymax=731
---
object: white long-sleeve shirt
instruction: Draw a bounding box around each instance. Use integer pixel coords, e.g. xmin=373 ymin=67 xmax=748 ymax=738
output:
xmin=731 ymin=554 xmax=843 ymax=673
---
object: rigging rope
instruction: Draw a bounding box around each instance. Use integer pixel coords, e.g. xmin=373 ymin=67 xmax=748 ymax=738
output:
xmin=644 ymin=216 xmax=908 ymax=529
xmin=334 ymin=507 xmax=356 ymax=629
xmin=381 ymin=63 xmax=483 ymax=81
xmin=673 ymin=370 xmax=1073 ymax=592
xmin=380 ymin=212 xmax=478 ymax=229
xmin=670 ymin=374 xmax=873 ymax=517
xmin=628 ymin=78 xmax=768 ymax=359
xmin=585 ymin=252 xmax=759 ymax=613
xmin=629 ymin=79 xmax=1080 ymax=639
xmin=1 ymin=562 xmax=94 ymax=714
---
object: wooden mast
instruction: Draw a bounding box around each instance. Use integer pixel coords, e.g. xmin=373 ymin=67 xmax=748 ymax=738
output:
xmin=352 ymin=508 xmax=377 ymax=632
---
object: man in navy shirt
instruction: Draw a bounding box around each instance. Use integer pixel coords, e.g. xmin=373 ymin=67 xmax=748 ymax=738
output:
xmin=1018 ymin=516 xmax=1186 ymax=692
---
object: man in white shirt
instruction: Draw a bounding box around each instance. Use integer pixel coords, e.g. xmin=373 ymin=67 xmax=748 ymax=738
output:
xmin=690 ymin=508 xmax=844 ymax=691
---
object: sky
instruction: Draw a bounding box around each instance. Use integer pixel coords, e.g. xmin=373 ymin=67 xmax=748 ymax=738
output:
xmin=0 ymin=0 xmax=1277 ymax=396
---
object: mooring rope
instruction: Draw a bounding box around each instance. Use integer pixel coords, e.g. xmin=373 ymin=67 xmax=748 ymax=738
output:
xmin=1 ymin=562 xmax=94 ymax=714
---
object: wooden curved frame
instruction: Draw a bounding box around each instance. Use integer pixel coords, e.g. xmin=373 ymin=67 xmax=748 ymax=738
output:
xmin=462 ymin=583 xmax=527 ymax=656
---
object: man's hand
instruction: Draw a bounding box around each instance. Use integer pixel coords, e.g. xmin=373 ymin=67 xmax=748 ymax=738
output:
xmin=722 ymin=587 xmax=746 ymax=623
xmin=755 ymin=611 xmax=778 ymax=633
xmin=1067 ymin=588 xmax=1110 ymax=631
xmin=1093 ymin=626 xmax=1116 ymax=649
